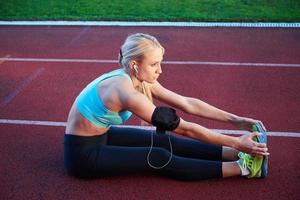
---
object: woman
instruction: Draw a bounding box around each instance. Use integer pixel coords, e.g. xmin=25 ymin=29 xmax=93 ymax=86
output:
xmin=64 ymin=33 xmax=269 ymax=180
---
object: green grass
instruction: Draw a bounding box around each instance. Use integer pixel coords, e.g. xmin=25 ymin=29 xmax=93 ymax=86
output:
xmin=1 ymin=0 xmax=300 ymax=22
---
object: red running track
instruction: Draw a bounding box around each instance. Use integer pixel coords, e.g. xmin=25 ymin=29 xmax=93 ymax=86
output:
xmin=0 ymin=26 xmax=300 ymax=200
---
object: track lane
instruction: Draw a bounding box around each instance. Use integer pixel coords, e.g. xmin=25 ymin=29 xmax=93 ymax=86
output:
xmin=0 ymin=61 xmax=299 ymax=132
xmin=1 ymin=26 xmax=300 ymax=63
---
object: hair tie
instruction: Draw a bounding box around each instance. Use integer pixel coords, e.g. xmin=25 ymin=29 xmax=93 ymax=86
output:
xmin=119 ymin=49 xmax=123 ymax=58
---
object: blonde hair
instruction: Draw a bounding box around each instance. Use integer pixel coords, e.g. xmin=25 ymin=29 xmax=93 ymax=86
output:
xmin=119 ymin=33 xmax=163 ymax=125
xmin=118 ymin=33 xmax=164 ymax=70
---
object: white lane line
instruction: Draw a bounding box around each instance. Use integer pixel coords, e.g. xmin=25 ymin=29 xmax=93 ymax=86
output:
xmin=0 ymin=57 xmax=117 ymax=64
xmin=1 ymin=119 xmax=300 ymax=138
xmin=0 ymin=21 xmax=300 ymax=28
xmin=0 ymin=55 xmax=11 ymax=65
xmin=164 ymin=61 xmax=300 ymax=68
xmin=0 ymin=68 xmax=44 ymax=108
xmin=1 ymin=57 xmax=300 ymax=68
xmin=0 ymin=119 xmax=67 ymax=127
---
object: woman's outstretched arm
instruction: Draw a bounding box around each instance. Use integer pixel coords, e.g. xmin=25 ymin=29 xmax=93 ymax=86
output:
xmin=119 ymin=81 xmax=268 ymax=156
xmin=174 ymin=119 xmax=268 ymax=156
xmin=151 ymin=81 xmax=266 ymax=131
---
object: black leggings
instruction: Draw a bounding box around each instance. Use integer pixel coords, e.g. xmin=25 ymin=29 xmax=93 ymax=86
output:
xmin=64 ymin=126 xmax=223 ymax=180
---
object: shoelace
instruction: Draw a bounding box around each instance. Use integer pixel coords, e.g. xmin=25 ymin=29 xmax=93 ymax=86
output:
xmin=242 ymin=154 xmax=254 ymax=169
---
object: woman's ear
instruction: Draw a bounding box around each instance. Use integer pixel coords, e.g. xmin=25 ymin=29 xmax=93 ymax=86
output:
xmin=129 ymin=61 xmax=136 ymax=69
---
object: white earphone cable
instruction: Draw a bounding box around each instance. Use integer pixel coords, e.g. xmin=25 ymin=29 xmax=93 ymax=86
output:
xmin=147 ymin=130 xmax=173 ymax=169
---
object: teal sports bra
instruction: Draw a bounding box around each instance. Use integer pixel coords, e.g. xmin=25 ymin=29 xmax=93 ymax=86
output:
xmin=75 ymin=69 xmax=133 ymax=128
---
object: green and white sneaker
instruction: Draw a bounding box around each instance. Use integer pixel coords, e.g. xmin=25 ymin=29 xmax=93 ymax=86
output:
xmin=237 ymin=152 xmax=263 ymax=178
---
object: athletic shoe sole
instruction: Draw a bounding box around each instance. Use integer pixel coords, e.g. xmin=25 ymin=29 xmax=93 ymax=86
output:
xmin=253 ymin=123 xmax=268 ymax=178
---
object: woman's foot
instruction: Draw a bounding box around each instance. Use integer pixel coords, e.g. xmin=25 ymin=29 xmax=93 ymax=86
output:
xmin=237 ymin=152 xmax=264 ymax=178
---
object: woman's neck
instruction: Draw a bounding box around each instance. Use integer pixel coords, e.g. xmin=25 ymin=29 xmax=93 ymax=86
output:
xmin=124 ymin=68 xmax=143 ymax=89
xmin=131 ymin=74 xmax=143 ymax=90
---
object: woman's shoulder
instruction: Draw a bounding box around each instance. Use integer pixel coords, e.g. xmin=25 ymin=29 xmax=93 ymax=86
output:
xmin=100 ymin=74 xmax=135 ymax=102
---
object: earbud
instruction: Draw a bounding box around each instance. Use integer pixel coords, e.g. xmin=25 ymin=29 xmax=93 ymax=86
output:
xmin=133 ymin=65 xmax=138 ymax=73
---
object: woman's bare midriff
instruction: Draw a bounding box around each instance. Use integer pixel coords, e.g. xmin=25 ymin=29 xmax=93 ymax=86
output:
xmin=65 ymin=103 xmax=109 ymax=136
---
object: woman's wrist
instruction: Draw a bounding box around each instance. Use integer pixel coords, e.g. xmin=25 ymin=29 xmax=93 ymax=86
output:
xmin=230 ymin=136 xmax=241 ymax=150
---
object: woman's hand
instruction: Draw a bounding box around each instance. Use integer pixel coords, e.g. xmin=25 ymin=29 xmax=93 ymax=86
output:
xmin=235 ymin=132 xmax=269 ymax=156
xmin=231 ymin=116 xmax=266 ymax=131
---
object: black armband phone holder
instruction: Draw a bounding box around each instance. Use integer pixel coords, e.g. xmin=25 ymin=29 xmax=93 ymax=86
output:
xmin=151 ymin=106 xmax=180 ymax=134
